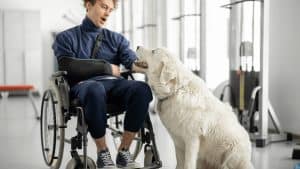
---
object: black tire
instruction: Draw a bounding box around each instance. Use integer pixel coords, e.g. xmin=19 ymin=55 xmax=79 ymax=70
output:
xmin=66 ymin=156 xmax=96 ymax=169
xmin=40 ymin=84 xmax=65 ymax=169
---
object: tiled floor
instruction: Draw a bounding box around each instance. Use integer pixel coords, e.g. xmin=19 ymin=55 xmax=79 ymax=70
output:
xmin=0 ymin=97 xmax=300 ymax=169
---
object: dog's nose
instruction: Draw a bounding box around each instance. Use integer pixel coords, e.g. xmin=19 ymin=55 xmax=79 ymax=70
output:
xmin=136 ymin=46 xmax=141 ymax=50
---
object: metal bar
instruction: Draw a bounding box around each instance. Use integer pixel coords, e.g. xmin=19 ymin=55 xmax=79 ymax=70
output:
xmin=179 ymin=0 xmax=184 ymax=62
xmin=145 ymin=115 xmax=162 ymax=167
xmin=200 ymin=0 xmax=206 ymax=80
xmin=221 ymin=0 xmax=262 ymax=9
xmin=258 ymin=0 xmax=269 ymax=143
xmin=268 ymin=101 xmax=284 ymax=133
xmin=251 ymin=0 xmax=255 ymax=69
xmin=161 ymin=0 xmax=167 ymax=47
xmin=136 ymin=24 xmax=157 ymax=29
xmin=121 ymin=0 xmax=125 ymax=35
xmin=28 ymin=90 xmax=40 ymax=119
xmin=62 ymin=14 xmax=78 ymax=25
xmin=240 ymin=2 xmax=244 ymax=68
xmin=171 ymin=13 xmax=201 ymax=20
xmin=129 ymin=0 xmax=134 ymax=45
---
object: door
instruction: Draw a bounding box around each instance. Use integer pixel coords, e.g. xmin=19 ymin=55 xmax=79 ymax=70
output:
xmin=24 ymin=11 xmax=42 ymax=92
xmin=0 ymin=10 xmax=4 ymax=84
xmin=3 ymin=10 xmax=25 ymax=84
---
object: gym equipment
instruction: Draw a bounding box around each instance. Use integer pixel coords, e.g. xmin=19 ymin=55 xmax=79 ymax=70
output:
xmin=221 ymin=0 xmax=288 ymax=147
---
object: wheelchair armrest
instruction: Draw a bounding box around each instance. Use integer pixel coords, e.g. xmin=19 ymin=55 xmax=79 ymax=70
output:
xmin=50 ymin=71 xmax=71 ymax=112
xmin=51 ymin=71 xmax=68 ymax=78
xmin=52 ymin=70 xmax=136 ymax=81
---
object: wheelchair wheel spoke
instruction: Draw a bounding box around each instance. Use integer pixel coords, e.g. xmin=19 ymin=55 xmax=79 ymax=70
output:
xmin=47 ymin=124 xmax=55 ymax=130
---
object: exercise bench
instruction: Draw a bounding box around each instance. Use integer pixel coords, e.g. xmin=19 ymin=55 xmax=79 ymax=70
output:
xmin=0 ymin=85 xmax=40 ymax=120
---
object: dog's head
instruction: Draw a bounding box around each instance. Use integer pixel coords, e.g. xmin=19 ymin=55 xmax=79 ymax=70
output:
xmin=136 ymin=46 xmax=190 ymax=99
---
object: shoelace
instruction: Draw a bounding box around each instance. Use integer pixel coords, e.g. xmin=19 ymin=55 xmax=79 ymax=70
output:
xmin=100 ymin=151 xmax=114 ymax=165
xmin=120 ymin=150 xmax=133 ymax=163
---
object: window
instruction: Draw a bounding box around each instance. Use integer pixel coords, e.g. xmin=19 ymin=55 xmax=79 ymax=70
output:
xmin=241 ymin=1 xmax=261 ymax=71
xmin=132 ymin=0 xmax=144 ymax=48
xmin=167 ymin=0 xmax=201 ymax=72
xmin=167 ymin=0 xmax=180 ymax=56
xmin=183 ymin=0 xmax=201 ymax=71
xmin=206 ymin=0 xmax=230 ymax=89
xmin=122 ymin=0 xmax=158 ymax=49
xmin=227 ymin=0 xmax=262 ymax=71
xmin=106 ymin=2 xmax=122 ymax=33
xmin=122 ymin=0 xmax=133 ymax=40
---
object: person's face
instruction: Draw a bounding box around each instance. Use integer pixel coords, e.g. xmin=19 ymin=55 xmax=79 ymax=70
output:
xmin=86 ymin=0 xmax=115 ymax=27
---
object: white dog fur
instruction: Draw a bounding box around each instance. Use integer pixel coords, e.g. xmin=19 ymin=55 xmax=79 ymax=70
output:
xmin=135 ymin=47 xmax=254 ymax=169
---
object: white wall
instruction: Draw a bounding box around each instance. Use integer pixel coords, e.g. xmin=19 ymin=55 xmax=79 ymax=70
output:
xmin=0 ymin=0 xmax=86 ymax=91
xmin=206 ymin=0 xmax=230 ymax=89
xmin=268 ymin=0 xmax=300 ymax=135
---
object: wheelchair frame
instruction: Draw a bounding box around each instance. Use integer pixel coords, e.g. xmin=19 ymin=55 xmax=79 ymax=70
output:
xmin=40 ymin=71 xmax=162 ymax=169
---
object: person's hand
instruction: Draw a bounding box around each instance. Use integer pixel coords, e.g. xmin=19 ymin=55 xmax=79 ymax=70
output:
xmin=131 ymin=61 xmax=148 ymax=73
xmin=111 ymin=64 xmax=121 ymax=76
xmin=134 ymin=61 xmax=148 ymax=68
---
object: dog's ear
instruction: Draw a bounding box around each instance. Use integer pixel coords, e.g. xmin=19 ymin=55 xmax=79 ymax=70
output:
xmin=159 ymin=56 xmax=177 ymax=85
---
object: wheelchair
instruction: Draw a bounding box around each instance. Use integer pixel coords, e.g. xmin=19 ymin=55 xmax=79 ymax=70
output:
xmin=40 ymin=71 xmax=162 ymax=169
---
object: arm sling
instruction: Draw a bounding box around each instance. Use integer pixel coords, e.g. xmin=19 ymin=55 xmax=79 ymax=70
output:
xmin=58 ymin=32 xmax=112 ymax=84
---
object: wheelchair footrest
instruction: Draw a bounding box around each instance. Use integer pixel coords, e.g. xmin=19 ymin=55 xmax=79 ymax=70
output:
xmin=132 ymin=164 xmax=162 ymax=169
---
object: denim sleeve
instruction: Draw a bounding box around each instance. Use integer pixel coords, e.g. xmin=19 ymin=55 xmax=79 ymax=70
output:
xmin=52 ymin=32 xmax=76 ymax=60
xmin=118 ymin=36 xmax=137 ymax=70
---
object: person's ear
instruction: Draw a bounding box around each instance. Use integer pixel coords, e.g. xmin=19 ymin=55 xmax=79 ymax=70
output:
xmin=85 ymin=1 xmax=92 ymax=12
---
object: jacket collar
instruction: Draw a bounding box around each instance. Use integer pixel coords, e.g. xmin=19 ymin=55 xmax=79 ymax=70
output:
xmin=81 ymin=16 xmax=102 ymax=33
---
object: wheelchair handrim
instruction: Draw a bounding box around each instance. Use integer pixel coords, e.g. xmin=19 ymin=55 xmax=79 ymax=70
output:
xmin=40 ymin=89 xmax=57 ymax=166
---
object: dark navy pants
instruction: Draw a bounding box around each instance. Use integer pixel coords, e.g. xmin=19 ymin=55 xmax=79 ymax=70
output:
xmin=70 ymin=78 xmax=153 ymax=139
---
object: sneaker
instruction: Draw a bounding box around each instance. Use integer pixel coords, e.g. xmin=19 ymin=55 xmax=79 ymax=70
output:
xmin=97 ymin=149 xmax=115 ymax=169
xmin=116 ymin=148 xmax=141 ymax=168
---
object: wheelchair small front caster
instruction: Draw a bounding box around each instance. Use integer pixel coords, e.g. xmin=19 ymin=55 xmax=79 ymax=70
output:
xmin=66 ymin=155 xmax=96 ymax=169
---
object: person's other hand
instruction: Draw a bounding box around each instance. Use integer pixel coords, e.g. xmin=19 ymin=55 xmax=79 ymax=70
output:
xmin=131 ymin=61 xmax=148 ymax=73
xmin=134 ymin=61 xmax=148 ymax=68
xmin=111 ymin=64 xmax=121 ymax=76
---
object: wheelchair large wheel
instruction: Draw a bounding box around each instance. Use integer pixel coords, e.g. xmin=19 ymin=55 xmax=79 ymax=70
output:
xmin=109 ymin=114 xmax=143 ymax=160
xmin=40 ymin=87 xmax=65 ymax=169
xmin=66 ymin=155 xmax=96 ymax=169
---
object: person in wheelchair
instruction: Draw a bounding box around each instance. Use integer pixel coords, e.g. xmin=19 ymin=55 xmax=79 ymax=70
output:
xmin=52 ymin=0 xmax=152 ymax=168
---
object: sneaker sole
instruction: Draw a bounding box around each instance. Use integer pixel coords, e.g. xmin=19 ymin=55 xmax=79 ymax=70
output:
xmin=117 ymin=163 xmax=142 ymax=169
xmin=97 ymin=166 xmax=117 ymax=169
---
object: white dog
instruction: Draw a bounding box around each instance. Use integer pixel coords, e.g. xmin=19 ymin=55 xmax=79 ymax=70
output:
xmin=135 ymin=47 xmax=254 ymax=169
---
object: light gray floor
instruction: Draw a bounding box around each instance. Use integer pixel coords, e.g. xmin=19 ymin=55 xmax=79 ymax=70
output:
xmin=0 ymin=97 xmax=300 ymax=169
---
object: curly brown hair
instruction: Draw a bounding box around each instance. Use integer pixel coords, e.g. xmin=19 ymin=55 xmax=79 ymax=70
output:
xmin=83 ymin=0 xmax=118 ymax=8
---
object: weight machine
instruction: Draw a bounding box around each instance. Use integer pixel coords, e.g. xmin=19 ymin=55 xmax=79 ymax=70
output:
xmin=221 ymin=0 xmax=289 ymax=147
